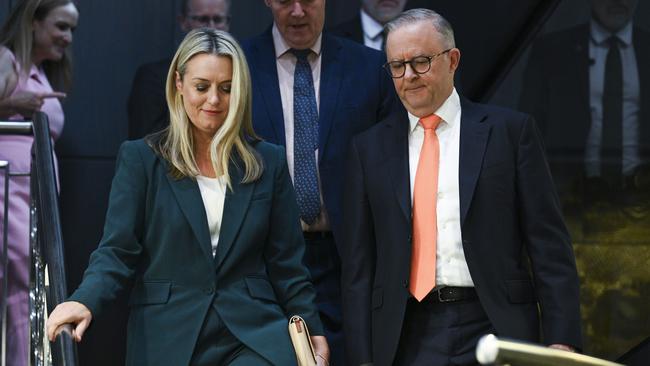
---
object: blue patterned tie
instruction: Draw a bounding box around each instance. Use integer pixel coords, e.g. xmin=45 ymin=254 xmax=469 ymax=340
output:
xmin=291 ymin=48 xmax=321 ymax=225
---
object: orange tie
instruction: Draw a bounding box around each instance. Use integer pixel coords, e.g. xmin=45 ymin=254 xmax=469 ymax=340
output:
xmin=410 ymin=114 xmax=442 ymax=301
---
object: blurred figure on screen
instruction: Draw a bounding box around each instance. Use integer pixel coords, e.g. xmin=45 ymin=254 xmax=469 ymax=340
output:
xmin=521 ymin=1 xmax=650 ymax=359
xmin=520 ymin=0 xmax=649 ymax=207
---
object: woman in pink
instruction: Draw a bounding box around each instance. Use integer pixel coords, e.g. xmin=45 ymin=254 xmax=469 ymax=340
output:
xmin=0 ymin=0 xmax=79 ymax=364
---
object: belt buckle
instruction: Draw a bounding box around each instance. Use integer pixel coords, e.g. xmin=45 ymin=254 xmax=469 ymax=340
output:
xmin=436 ymin=287 xmax=456 ymax=303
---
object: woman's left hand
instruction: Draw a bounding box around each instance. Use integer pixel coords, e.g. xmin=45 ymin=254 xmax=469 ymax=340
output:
xmin=310 ymin=335 xmax=330 ymax=366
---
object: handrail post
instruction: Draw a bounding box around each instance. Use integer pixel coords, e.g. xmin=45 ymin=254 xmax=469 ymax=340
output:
xmin=30 ymin=112 xmax=78 ymax=365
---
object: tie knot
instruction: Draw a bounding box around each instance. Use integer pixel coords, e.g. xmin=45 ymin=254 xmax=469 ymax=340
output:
xmin=290 ymin=48 xmax=311 ymax=61
xmin=607 ymin=36 xmax=621 ymax=48
xmin=420 ymin=114 xmax=442 ymax=130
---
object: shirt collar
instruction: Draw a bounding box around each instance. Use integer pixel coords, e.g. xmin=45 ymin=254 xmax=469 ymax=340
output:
xmin=272 ymin=23 xmax=322 ymax=59
xmin=408 ymin=88 xmax=460 ymax=133
xmin=360 ymin=9 xmax=384 ymax=40
xmin=590 ymin=18 xmax=633 ymax=47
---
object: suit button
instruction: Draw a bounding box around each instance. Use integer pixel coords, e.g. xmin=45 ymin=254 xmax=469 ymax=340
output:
xmin=407 ymin=235 xmax=412 ymax=243
xmin=204 ymin=286 xmax=214 ymax=295
xmin=403 ymin=280 xmax=409 ymax=288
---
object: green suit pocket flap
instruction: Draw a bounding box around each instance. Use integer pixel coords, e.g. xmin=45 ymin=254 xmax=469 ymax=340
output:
xmin=244 ymin=276 xmax=277 ymax=302
xmin=129 ymin=281 xmax=171 ymax=306
xmin=505 ymin=279 xmax=536 ymax=304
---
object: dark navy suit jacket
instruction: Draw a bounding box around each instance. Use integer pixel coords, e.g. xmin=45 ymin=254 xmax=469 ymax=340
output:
xmin=330 ymin=14 xmax=364 ymax=45
xmin=241 ymin=29 xmax=401 ymax=243
xmin=342 ymin=98 xmax=583 ymax=365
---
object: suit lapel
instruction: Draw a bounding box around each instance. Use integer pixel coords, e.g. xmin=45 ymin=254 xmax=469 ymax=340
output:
xmin=213 ymin=159 xmax=255 ymax=270
xmin=253 ymin=30 xmax=286 ymax=145
xmin=382 ymin=113 xmax=411 ymax=222
xmin=166 ymin=173 xmax=213 ymax=261
xmin=459 ymin=98 xmax=491 ymax=225
xmin=318 ymin=34 xmax=343 ymax=161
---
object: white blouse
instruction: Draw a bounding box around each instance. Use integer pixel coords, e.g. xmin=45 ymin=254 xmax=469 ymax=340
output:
xmin=196 ymin=175 xmax=227 ymax=257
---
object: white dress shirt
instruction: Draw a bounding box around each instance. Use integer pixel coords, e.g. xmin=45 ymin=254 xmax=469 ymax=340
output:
xmin=586 ymin=20 xmax=640 ymax=177
xmin=408 ymin=88 xmax=473 ymax=287
xmin=196 ymin=175 xmax=227 ymax=257
xmin=360 ymin=9 xmax=384 ymax=51
xmin=271 ymin=24 xmax=329 ymax=231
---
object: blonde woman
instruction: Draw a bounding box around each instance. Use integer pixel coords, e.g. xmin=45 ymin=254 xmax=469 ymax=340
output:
xmin=46 ymin=29 xmax=329 ymax=366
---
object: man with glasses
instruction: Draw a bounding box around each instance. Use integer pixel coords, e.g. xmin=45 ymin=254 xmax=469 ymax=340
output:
xmin=341 ymin=9 xmax=582 ymax=366
xmin=241 ymin=1 xmax=401 ymax=364
xmin=127 ymin=0 xmax=230 ymax=140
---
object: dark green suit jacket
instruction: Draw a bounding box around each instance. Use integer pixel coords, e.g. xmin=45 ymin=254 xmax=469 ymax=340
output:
xmin=69 ymin=139 xmax=323 ymax=365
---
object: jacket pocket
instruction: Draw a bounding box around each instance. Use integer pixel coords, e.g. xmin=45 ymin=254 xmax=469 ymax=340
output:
xmin=505 ymin=279 xmax=536 ymax=304
xmin=245 ymin=276 xmax=277 ymax=303
xmin=128 ymin=280 xmax=171 ymax=306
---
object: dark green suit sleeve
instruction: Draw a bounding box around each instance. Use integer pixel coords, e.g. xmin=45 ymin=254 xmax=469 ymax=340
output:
xmin=68 ymin=141 xmax=146 ymax=316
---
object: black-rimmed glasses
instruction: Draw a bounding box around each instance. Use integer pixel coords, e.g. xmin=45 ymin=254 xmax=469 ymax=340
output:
xmin=383 ymin=49 xmax=452 ymax=78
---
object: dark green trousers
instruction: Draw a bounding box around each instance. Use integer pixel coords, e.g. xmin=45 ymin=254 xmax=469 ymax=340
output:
xmin=190 ymin=306 xmax=273 ymax=366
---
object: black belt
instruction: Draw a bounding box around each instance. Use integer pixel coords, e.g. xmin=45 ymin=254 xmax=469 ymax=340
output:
xmin=302 ymin=231 xmax=333 ymax=240
xmin=420 ymin=287 xmax=477 ymax=304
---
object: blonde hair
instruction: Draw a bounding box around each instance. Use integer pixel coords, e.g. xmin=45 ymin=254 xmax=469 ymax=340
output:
xmin=0 ymin=0 xmax=75 ymax=91
xmin=149 ymin=28 xmax=262 ymax=188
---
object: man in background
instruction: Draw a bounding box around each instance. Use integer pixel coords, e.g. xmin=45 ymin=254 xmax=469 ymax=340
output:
xmin=332 ymin=0 xmax=407 ymax=50
xmin=520 ymin=0 xmax=649 ymax=202
xmin=127 ymin=0 xmax=230 ymax=140
xmin=242 ymin=1 xmax=401 ymax=364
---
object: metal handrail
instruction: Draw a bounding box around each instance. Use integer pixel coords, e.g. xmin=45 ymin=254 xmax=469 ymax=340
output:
xmin=476 ymin=334 xmax=623 ymax=366
xmin=0 ymin=114 xmax=78 ymax=365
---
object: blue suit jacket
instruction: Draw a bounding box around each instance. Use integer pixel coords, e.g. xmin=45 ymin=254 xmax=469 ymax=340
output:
xmin=342 ymin=98 xmax=583 ymax=365
xmin=242 ymin=29 xmax=401 ymax=241
xmin=69 ymin=140 xmax=322 ymax=366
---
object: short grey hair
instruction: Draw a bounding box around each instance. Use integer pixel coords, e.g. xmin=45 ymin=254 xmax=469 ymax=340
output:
xmin=385 ymin=8 xmax=456 ymax=49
